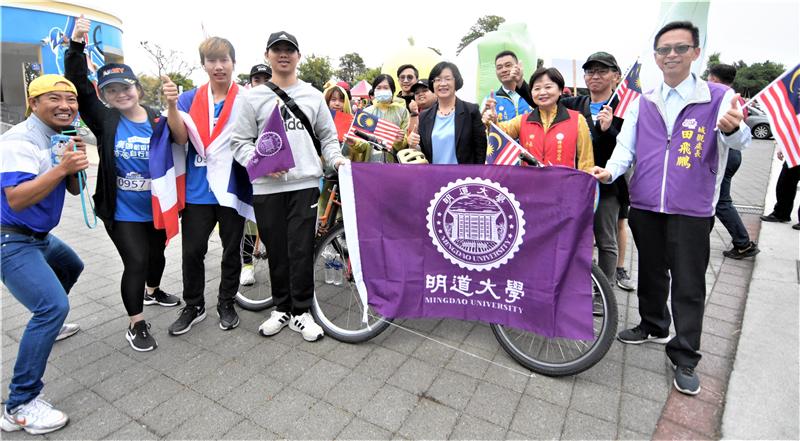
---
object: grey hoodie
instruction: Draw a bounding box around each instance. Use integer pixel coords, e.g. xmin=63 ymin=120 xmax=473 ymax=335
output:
xmin=230 ymin=80 xmax=344 ymax=195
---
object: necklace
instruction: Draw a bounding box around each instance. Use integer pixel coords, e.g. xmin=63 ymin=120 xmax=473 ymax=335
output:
xmin=438 ymin=107 xmax=454 ymax=117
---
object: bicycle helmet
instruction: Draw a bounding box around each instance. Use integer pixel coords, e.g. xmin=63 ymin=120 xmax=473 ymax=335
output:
xmin=397 ymin=149 xmax=429 ymax=164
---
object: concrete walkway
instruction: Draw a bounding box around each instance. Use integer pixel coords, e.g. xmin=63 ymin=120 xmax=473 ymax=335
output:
xmin=721 ymin=147 xmax=800 ymax=440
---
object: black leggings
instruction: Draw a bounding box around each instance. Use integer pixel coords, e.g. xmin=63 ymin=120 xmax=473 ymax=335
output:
xmin=106 ymin=221 xmax=167 ymax=316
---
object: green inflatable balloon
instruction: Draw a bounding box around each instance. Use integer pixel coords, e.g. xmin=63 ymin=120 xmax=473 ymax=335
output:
xmin=474 ymin=23 xmax=537 ymax=103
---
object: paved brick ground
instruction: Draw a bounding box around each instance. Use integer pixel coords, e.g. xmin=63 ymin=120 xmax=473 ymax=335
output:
xmin=0 ymin=140 xmax=773 ymax=440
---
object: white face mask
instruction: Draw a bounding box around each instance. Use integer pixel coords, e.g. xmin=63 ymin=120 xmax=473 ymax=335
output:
xmin=374 ymin=90 xmax=393 ymax=103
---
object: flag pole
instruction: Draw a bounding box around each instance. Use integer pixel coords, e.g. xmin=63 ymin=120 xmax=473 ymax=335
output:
xmin=741 ymin=64 xmax=798 ymax=110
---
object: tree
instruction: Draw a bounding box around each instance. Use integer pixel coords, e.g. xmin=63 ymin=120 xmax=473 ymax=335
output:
xmin=735 ymin=60 xmax=785 ymax=98
xmin=139 ymin=41 xmax=198 ymax=107
xmin=236 ymin=73 xmax=250 ymax=86
xmin=298 ymin=54 xmax=333 ymax=91
xmin=701 ymin=52 xmax=721 ymax=80
xmin=136 ymin=72 xmax=195 ymax=110
xmin=137 ymin=74 xmax=162 ymax=109
xmin=456 ymin=15 xmax=505 ymax=55
xmin=336 ymin=53 xmax=366 ymax=84
xmin=355 ymin=67 xmax=382 ymax=84
xmin=701 ymin=53 xmax=785 ymax=98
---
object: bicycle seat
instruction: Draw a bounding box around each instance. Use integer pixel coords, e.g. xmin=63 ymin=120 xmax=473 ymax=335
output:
xmin=397 ymin=149 xmax=429 ymax=164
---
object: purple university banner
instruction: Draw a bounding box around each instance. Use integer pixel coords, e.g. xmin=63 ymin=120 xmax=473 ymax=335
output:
xmin=246 ymin=104 xmax=295 ymax=181
xmin=339 ymin=163 xmax=596 ymax=339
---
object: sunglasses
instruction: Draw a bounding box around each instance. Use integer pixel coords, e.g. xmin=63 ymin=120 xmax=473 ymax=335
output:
xmin=654 ymin=44 xmax=696 ymax=56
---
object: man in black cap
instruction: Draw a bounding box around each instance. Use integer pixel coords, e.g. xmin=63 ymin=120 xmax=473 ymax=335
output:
xmin=562 ymin=51 xmax=635 ymax=293
xmin=249 ymin=63 xmax=272 ymax=87
xmin=231 ymin=31 xmax=346 ymax=343
xmin=410 ymin=79 xmax=435 ymax=113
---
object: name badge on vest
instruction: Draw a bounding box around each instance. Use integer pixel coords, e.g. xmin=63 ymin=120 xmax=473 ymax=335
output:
xmin=117 ymin=172 xmax=151 ymax=191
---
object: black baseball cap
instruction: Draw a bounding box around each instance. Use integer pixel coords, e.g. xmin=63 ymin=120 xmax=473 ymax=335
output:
xmin=250 ymin=64 xmax=272 ymax=80
xmin=266 ymin=31 xmax=299 ymax=51
xmin=97 ymin=63 xmax=138 ymax=89
xmin=410 ymin=79 xmax=430 ymax=94
xmin=582 ymin=52 xmax=620 ymax=71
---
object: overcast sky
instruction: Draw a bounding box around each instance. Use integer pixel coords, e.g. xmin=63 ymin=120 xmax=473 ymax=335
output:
xmin=68 ymin=0 xmax=798 ymax=84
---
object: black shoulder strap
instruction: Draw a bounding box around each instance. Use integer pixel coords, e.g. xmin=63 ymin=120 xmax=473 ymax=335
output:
xmin=265 ymin=81 xmax=322 ymax=156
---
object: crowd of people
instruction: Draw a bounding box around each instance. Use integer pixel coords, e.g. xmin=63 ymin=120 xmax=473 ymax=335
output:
xmin=0 ymin=18 xmax=760 ymax=435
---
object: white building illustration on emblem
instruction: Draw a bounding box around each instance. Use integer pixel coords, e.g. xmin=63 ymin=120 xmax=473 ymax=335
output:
xmin=447 ymin=209 xmax=501 ymax=243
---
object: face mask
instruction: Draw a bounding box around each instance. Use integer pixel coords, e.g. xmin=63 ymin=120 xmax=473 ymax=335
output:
xmin=374 ymin=90 xmax=393 ymax=103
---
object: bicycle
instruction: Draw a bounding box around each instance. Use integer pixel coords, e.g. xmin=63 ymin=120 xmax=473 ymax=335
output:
xmin=234 ymin=221 xmax=272 ymax=311
xmin=238 ymin=135 xmax=618 ymax=376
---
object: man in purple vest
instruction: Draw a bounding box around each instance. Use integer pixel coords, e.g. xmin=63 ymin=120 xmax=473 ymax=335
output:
xmin=592 ymin=21 xmax=751 ymax=396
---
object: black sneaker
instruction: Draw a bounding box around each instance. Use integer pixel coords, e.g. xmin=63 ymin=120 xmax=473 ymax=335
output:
xmin=126 ymin=320 xmax=157 ymax=352
xmin=615 ymin=268 xmax=635 ymax=291
xmin=793 ymin=223 xmax=800 ymax=231
xmin=168 ymin=305 xmax=206 ymax=336
xmin=760 ymin=213 xmax=790 ymax=223
xmin=673 ymin=365 xmax=701 ymax=395
xmin=144 ymin=288 xmax=181 ymax=307
xmin=722 ymin=241 xmax=760 ymax=260
xmin=617 ymin=325 xmax=671 ymax=344
xmin=217 ymin=301 xmax=240 ymax=330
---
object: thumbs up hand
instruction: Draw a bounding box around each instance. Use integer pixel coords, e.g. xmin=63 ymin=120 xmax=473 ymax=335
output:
xmin=71 ymin=15 xmax=91 ymax=43
xmin=717 ymin=93 xmax=744 ymax=134
xmin=161 ymin=75 xmax=179 ymax=107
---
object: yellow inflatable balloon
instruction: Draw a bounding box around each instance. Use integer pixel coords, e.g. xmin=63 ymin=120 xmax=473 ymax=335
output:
xmin=381 ymin=46 xmax=442 ymax=87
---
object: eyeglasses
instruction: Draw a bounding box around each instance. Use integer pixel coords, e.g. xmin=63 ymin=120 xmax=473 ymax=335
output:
xmin=433 ymin=77 xmax=454 ymax=84
xmin=654 ymin=44 xmax=696 ymax=56
xmin=398 ymin=75 xmax=416 ymax=81
xmin=584 ymin=68 xmax=611 ymax=77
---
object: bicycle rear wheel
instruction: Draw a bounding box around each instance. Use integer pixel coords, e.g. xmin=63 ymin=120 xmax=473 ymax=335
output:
xmin=235 ymin=226 xmax=274 ymax=311
xmin=491 ymin=264 xmax=617 ymax=376
xmin=311 ymin=223 xmax=391 ymax=343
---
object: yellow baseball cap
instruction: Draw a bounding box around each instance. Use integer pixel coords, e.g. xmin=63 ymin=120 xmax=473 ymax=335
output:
xmin=25 ymin=74 xmax=78 ymax=116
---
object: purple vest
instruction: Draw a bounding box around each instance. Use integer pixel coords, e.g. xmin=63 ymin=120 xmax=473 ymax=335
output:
xmin=629 ymin=82 xmax=727 ymax=217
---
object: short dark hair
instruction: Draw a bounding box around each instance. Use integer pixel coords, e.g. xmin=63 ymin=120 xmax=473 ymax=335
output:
xmin=708 ymin=63 xmax=737 ymax=86
xmin=371 ymin=74 xmax=396 ymax=94
xmin=529 ymin=67 xmax=565 ymax=91
xmin=654 ymin=21 xmax=700 ymax=49
xmin=428 ymin=61 xmax=464 ymax=91
xmin=495 ymin=50 xmax=518 ymax=63
xmin=396 ymin=64 xmax=418 ymax=78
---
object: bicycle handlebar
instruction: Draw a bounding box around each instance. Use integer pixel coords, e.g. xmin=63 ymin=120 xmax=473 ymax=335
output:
xmin=518 ymin=152 xmax=542 ymax=167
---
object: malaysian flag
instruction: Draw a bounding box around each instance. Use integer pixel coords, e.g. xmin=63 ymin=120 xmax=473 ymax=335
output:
xmin=755 ymin=63 xmax=800 ymax=167
xmin=347 ymin=110 xmax=403 ymax=145
xmin=613 ymin=60 xmax=642 ymax=118
xmin=485 ymin=123 xmax=525 ymax=166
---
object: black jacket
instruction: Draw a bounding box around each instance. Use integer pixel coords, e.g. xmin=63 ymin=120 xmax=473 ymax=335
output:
xmin=418 ymin=98 xmax=487 ymax=165
xmin=561 ymin=94 xmax=627 ymax=199
xmin=64 ymin=40 xmax=161 ymax=227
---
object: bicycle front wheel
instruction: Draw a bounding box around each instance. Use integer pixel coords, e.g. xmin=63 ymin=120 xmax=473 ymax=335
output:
xmin=491 ymin=264 xmax=618 ymax=376
xmin=235 ymin=228 xmax=274 ymax=312
xmin=312 ymin=223 xmax=391 ymax=343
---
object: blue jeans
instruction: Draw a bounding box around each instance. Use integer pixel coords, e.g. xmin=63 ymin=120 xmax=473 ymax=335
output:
xmin=715 ymin=150 xmax=751 ymax=248
xmin=0 ymin=232 xmax=83 ymax=410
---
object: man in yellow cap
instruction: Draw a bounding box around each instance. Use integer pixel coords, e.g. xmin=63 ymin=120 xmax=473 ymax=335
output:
xmin=0 ymin=74 xmax=89 ymax=435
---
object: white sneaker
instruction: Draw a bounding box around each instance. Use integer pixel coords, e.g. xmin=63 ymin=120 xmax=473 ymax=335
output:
xmin=240 ymin=264 xmax=256 ymax=286
xmin=258 ymin=311 xmax=290 ymax=336
xmin=0 ymin=397 xmax=69 ymax=435
xmin=289 ymin=312 xmax=324 ymax=342
xmin=55 ymin=323 xmax=80 ymax=341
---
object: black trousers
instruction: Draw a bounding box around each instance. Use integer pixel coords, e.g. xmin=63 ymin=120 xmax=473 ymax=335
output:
xmin=253 ymin=188 xmax=319 ymax=315
xmin=771 ymin=162 xmax=800 ymax=220
xmin=715 ymin=150 xmax=751 ymax=248
xmin=181 ymin=203 xmax=245 ymax=307
xmin=629 ymin=208 xmax=714 ymax=368
xmin=106 ymin=221 xmax=167 ymax=316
